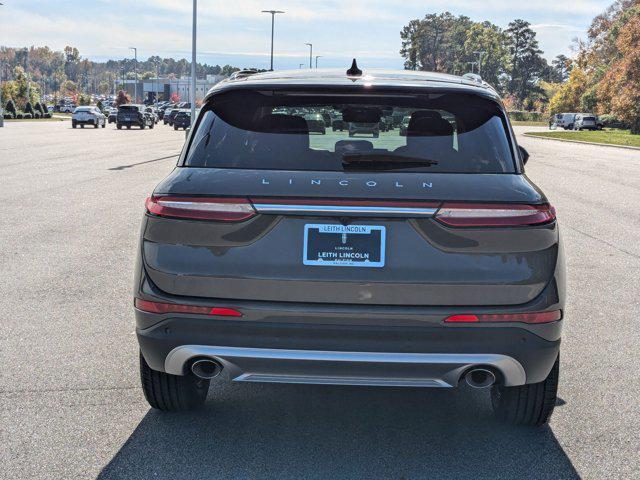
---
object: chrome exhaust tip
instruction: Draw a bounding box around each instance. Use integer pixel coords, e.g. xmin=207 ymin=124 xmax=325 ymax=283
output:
xmin=190 ymin=358 xmax=223 ymax=379
xmin=465 ymin=368 xmax=496 ymax=389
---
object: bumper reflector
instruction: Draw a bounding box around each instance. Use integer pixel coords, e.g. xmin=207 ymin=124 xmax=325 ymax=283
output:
xmin=445 ymin=310 xmax=562 ymax=324
xmin=135 ymin=299 xmax=242 ymax=317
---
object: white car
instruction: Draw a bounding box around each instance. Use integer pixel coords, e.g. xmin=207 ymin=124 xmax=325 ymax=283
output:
xmin=574 ymin=114 xmax=598 ymax=131
xmin=72 ymin=106 xmax=106 ymax=129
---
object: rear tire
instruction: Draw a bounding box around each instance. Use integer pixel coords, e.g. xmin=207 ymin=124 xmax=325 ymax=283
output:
xmin=491 ymin=355 xmax=559 ymax=426
xmin=117 ymin=124 xmax=122 ymax=130
xmin=139 ymin=351 xmax=210 ymax=412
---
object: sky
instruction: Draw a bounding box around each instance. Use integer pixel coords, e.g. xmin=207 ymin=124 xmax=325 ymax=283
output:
xmin=0 ymin=0 xmax=611 ymax=70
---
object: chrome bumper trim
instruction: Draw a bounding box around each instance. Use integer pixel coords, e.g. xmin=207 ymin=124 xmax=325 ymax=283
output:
xmin=164 ymin=346 xmax=526 ymax=387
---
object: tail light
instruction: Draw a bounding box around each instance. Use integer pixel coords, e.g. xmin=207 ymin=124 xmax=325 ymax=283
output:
xmin=146 ymin=196 xmax=256 ymax=221
xmin=135 ymin=299 xmax=242 ymax=317
xmin=444 ymin=310 xmax=562 ymax=324
xmin=435 ymin=203 xmax=555 ymax=227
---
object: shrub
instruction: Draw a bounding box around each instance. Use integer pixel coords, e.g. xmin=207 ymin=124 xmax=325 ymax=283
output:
xmin=24 ymin=102 xmax=34 ymax=115
xmin=6 ymin=99 xmax=17 ymax=115
xmin=598 ymin=114 xmax=629 ymax=129
xmin=3 ymin=112 xmax=14 ymax=119
xmin=16 ymin=112 xmax=23 ymax=119
xmin=23 ymin=113 xmax=33 ymax=119
xmin=508 ymin=110 xmax=546 ymax=122
xmin=44 ymin=112 xmax=52 ymax=118
xmin=34 ymin=112 xmax=41 ymax=119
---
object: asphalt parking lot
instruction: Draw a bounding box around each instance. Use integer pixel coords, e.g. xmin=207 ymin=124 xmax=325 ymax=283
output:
xmin=1 ymin=121 xmax=639 ymax=479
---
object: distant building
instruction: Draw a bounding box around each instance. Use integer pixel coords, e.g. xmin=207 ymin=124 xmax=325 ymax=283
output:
xmin=119 ymin=75 xmax=225 ymax=103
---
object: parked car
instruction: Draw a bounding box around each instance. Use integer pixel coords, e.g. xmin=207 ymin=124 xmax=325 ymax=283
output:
xmin=116 ymin=104 xmax=154 ymax=130
xmin=331 ymin=113 xmax=346 ymax=131
xmin=553 ymin=112 xmax=578 ymax=130
xmin=164 ymin=108 xmax=180 ymax=126
xmin=173 ymin=110 xmax=191 ymax=130
xmin=59 ymin=104 xmax=77 ymax=113
xmin=574 ymin=114 xmax=598 ymax=131
xmin=349 ymin=121 xmax=380 ymax=138
xmin=71 ymin=106 xmax=106 ymax=129
xmin=108 ymin=108 xmax=118 ymax=124
xmin=304 ymin=113 xmax=326 ymax=134
xmin=135 ymin=67 xmax=564 ymax=427
xmin=145 ymin=107 xmax=159 ymax=124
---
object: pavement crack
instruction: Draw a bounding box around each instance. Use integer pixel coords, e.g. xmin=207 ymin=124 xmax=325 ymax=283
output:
xmin=565 ymin=225 xmax=640 ymax=260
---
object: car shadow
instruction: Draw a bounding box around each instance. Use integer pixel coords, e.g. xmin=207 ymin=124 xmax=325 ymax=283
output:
xmin=97 ymin=383 xmax=578 ymax=479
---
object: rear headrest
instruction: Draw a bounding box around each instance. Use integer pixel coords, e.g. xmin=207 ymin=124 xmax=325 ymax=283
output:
xmin=257 ymin=114 xmax=309 ymax=134
xmin=408 ymin=110 xmax=453 ymax=137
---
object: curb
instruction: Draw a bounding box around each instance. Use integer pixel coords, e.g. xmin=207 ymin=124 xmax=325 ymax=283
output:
xmin=523 ymin=133 xmax=640 ymax=151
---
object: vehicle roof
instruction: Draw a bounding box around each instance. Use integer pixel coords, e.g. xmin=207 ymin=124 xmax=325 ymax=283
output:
xmin=206 ymin=68 xmax=500 ymax=101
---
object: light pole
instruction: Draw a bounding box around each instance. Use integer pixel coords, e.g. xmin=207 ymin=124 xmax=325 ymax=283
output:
xmin=315 ymin=55 xmax=322 ymax=68
xmin=190 ymin=0 xmax=197 ymax=126
xmin=299 ymin=63 xmax=304 ymax=69
xmin=261 ymin=10 xmax=284 ymax=71
xmin=467 ymin=61 xmax=477 ymax=74
xmin=473 ymin=51 xmax=486 ymax=76
xmin=305 ymin=43 xmax=312 ymax=69
xmin=129 ymin=47 xmax=138 ymax=102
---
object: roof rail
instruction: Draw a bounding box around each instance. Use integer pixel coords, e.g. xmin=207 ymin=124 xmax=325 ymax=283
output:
xmin=462 ymin=73 xmax=483 ymax=83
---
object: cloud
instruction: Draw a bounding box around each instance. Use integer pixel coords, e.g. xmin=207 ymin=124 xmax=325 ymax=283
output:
xmin=0 ymin=0 xmax=608 ymax=65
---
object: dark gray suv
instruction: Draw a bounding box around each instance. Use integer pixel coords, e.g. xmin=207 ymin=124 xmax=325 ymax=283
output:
xmin=135 ymin=65 xmax=565 ymax=426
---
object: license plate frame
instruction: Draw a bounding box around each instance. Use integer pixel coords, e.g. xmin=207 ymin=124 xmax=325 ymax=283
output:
xmin=303 ymin=224 xmax=386 ymax=268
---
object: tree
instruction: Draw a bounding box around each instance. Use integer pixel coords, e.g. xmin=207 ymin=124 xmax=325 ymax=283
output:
xmin=505 ymin=19 xmax=548 ymax=108
xmin=550 ymin=55 xmax=573 ymax=82
xmin=597 ymin=5 xmax=640 ymax=133
xmin=464 ymin=22 xmax=509 ymax=88
xmin=115 ymin=89 xmax=131 ymax=107
xmin=60 ymin=80 xmax=77 ymax=97
xmin=399 ymin=12 xmax=473 ymax=73
xmin=98 ymin=81 xmax=111 ymax=95
xmin=548 ymin=68 xmax=588 ymax=114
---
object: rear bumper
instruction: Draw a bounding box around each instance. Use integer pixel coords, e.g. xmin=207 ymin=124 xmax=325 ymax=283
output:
xmin=164 ymin=345 xmax=526 ymax=387
xmin=136 ymin=312 xmax=561 ymax=387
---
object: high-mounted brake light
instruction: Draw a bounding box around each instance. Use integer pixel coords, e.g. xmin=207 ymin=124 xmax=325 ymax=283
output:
xmin=445 ymin=310 xmax=562 ymax=324
xmin=135 ymin=299 xmax=242 ymax=317
xmin=146 ymin=196 xmax=256 ymax=221
xmin=435 ymin=203 xmax=555 ymax=227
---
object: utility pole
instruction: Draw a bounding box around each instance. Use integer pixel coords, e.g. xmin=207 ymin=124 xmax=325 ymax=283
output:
xmin=315 ymin=55 xmax=322 ymax=68
xmin=129 ymin=47 xmax=137 ymax=102
xmin=261 ymin=10 xmax=284 ymax=71
xmin=190 ymin=0 xmax=197 ymax=126
xmin=305 ymin=43 xmax=312 ymax=68
xmin=473 ymin=51 xmax=486 ymax=76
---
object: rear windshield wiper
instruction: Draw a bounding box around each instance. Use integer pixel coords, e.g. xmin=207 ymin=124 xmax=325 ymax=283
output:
xmin=342 ymin=153 xmax=439 ymax=171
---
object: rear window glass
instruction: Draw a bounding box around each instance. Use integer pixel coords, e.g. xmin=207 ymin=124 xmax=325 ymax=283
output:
xmin=119 ymin=106 xmax=139 ymax=112
xmin=184 ymin=90 xmax=515 ymax=173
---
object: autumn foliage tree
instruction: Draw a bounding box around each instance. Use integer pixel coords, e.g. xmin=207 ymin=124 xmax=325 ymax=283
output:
xmin=597 ymin=5 xmax=640 ymax=133
xmin=115 ymin=89 xmax=131 ymax=107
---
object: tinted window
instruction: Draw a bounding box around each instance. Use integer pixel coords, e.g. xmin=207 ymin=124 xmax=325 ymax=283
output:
xmin=184 ymin=90 xmax=515 ymax=173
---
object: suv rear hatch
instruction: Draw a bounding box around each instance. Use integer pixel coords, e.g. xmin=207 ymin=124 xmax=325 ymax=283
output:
xmin=141 ymin=88 xmax=558 ymax=306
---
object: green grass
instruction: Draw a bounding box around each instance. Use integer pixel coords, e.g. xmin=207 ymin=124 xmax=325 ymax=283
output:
xmin=510 ymin=121 xmax=548 ymax=127
xmin=525 ymin=129 xmax=640 ymax=148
